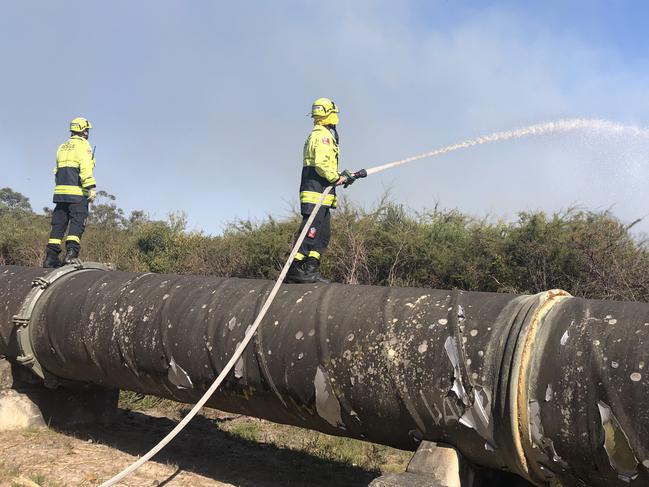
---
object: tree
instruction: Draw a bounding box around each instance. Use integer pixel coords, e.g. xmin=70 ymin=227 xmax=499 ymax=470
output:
xmin=87 ymin=190 xmax=126 ymax=228
xmin=127 ymin=210 xmax=149 ymax=229
xmin=0 ymin=187 xmax=33 ymax=214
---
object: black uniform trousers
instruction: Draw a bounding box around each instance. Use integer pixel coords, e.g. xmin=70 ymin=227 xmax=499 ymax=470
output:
xmin=47 ymin=199 xmax=89 ymax=252
xmin=296 ymin=205 xmax=331 ymax=259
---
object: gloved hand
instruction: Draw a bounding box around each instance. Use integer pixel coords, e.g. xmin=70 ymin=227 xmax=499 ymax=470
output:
xmin=88 ymin=189 xmax=97 ymax=203
xmin=340 ymin=169 xmax=355 ymax=188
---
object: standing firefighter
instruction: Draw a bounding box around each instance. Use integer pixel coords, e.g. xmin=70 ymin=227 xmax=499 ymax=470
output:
xmin=285 ymin=98 xmax=357 ymax=284
xmin=43 ymin=117 xmax=97 ymax=268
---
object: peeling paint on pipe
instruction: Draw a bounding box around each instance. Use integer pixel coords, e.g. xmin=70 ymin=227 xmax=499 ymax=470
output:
xmin=0 ymin=265 xmax=648 ymax=487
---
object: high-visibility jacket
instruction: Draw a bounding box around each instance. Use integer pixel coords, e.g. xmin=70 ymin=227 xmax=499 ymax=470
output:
xmin=53 ymin=135 xmax=96 ymax=203
xmin=300 ymin=125 xmax=339 ymax=213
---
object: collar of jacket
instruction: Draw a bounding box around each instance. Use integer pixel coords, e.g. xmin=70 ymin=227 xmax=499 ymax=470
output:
xmin=313 ymin=124 xmax=337 ymax=139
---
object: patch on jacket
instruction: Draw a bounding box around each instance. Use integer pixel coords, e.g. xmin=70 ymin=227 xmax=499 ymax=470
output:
xmin=322 ymin=137 xmax=330 ymax=145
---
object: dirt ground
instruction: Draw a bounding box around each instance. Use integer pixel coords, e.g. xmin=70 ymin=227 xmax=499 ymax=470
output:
xmin=0 ymin=407 xmax=397 ymax=487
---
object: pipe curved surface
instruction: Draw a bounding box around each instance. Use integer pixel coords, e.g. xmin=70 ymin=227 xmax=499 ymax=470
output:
xmin=0 ymin=265 xmax=647 ymax=486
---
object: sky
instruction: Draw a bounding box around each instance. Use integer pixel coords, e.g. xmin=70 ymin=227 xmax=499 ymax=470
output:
xmin=2 ymin=0 xmax=649 ymax=235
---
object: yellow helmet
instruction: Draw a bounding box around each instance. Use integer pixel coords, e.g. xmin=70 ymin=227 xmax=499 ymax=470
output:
xmin=311 ymin=98 xmax=339 ymax=125
xmin=311 ymin=98 xmax=338 ymax=118
xmin=70 ymin=117 xmax=92 ymax=133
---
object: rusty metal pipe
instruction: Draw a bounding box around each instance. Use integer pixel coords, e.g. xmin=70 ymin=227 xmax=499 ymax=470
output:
xmin=0 ymin=264 xmax=647 ymax=486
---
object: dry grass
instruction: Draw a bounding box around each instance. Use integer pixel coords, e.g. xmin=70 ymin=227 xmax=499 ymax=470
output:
xmin=119 ymin=390 xmax=411 ymax=475
xmin=0 ymin=396 xmax=409 ymax=487
xmin=212 ymin=416 xmax=411 ymax=474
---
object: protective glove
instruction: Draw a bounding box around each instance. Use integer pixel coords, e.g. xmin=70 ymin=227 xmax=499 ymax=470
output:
xmin=340 ymin=169 xmax=355 ymax=188
xmin=87 ymin=189 xmax=97 ymax=203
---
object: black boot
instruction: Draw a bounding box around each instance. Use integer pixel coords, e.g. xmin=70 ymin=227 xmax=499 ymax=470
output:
xmin=302 ymin=257 xmax=330 ymax=283
xmin=285 ymin=259 xmax=308 ymax=283
xmin=63 ymin=243 xmax=81 ymax=265
xmin=43 ymin=247 xmax=62 ymax=268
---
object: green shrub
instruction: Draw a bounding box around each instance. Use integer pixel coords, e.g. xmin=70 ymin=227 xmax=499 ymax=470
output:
xmin=2 ymin=187 xmax=647 ymax=301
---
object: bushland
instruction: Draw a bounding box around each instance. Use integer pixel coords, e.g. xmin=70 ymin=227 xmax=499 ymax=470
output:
xmin=1 ymin=187 xmax=647 ymax=301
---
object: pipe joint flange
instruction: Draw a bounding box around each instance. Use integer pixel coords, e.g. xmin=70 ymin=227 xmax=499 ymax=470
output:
xmin=509 ymin=289 xmax=572 ymax=485
xmin=11 ymin=261 xmax=112 ymax=382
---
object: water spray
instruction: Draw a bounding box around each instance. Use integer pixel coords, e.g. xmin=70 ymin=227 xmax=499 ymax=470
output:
xmin=367 ymin=118 xmax=649 ymax=175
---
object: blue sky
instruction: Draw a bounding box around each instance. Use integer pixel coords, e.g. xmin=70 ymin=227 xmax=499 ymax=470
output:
xmin=2 ymin=1 xmax=649 ymax=234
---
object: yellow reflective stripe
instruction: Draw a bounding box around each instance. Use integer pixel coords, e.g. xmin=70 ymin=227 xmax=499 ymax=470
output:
xmin=66 ymin=235 xmax=81 ymax=244
xmin=300 ymin=191 xmax=336 ymax=206
xmin=82 ymin=177 xmax=97 ymax=188
xmin=48 ymin=238 xmax=62 ymax=246
xmin=295 ymin=252 xmax=305 ymax=261
xmin=308 ymin=251 xmax=321 ymax=260
xmin=54 ymin=185 xmax=83 ymax=195
xmin=57 ymin=161 xmax=80 ymax=168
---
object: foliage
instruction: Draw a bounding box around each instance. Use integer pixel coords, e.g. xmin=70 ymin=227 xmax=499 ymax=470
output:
xmin=1 ymin=187 xmax=648 ymax=301
xmin=0 ymin=187 xmax=32 ymax=214
xmin=118 ymin=390 xmax=165 ymax=410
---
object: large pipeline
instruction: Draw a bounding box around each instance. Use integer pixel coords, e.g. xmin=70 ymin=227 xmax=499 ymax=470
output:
xmin=0 ymin=264 xmax=647 ymax=486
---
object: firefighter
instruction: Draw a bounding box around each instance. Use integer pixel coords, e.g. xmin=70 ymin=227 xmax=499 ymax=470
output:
xmin=285 ymin=98 xmax=354 ymax=284
xmin=43 ymin=117 xmax=97 ymax=268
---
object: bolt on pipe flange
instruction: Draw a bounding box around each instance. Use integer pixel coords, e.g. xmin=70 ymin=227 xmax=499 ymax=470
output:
xmin=11 ymin=262 xmax=112 ymax=383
